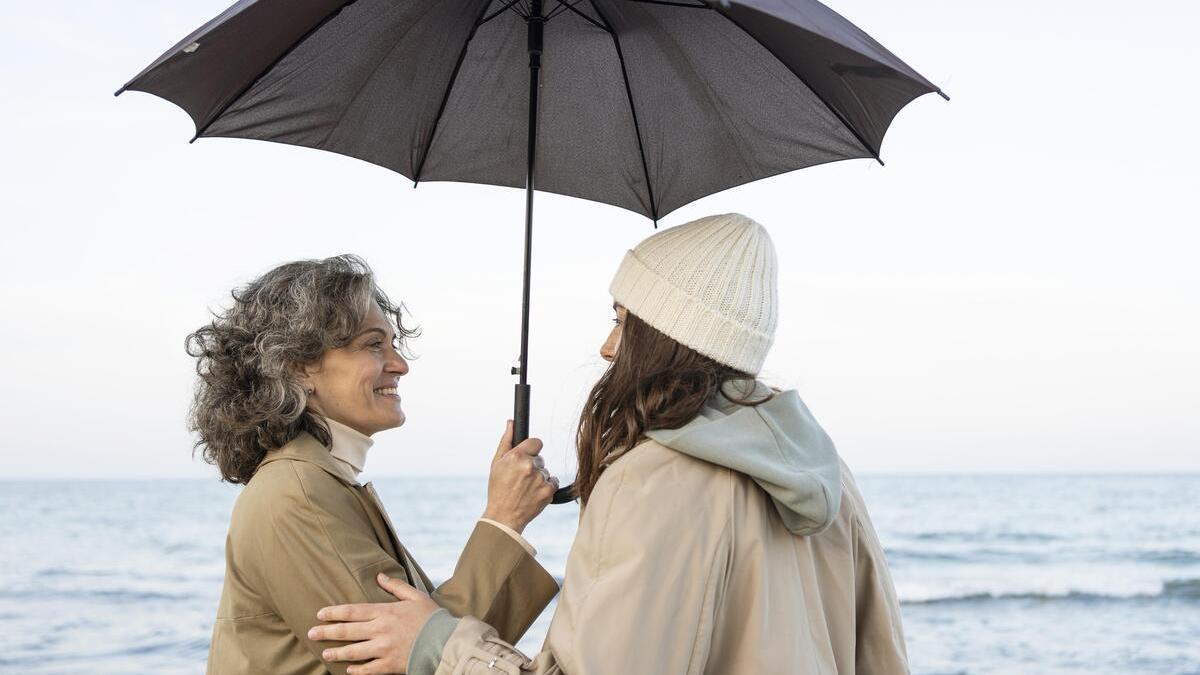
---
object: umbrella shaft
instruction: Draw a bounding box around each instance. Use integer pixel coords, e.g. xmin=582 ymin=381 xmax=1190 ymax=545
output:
xmin=517 ymin=0 xmax=574 ymax=505
xmin=514 ymin=0 xmax=543 ymax=445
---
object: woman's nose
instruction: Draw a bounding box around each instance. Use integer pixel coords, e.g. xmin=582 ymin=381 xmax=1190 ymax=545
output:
xmin=388 ymin=353 xmax=410 ymax=375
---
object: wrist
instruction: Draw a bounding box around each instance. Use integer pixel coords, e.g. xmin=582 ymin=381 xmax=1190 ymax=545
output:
xmin=480 ymin=509 xmax=526 ymax=534
xmin=407 ymin=608 xmax=459 ymax=675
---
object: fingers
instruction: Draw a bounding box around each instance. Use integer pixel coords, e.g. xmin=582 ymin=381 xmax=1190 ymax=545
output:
xmin=316 ymin=603 xmax=380 ymax=623
xmin=346 ymin=660 xmax=392 ymax=675
xmin=494 ymin=419 xmax=514 ymax=461
xmin=322 ymin=639 xmax=381 ymax=664
xmin=376 ymin=573 xmax=424 ymax=601
xmin=507 ymin=436 xmax=544 ymax=457
xmin=308 ymin=619 xmax=377 ymax=643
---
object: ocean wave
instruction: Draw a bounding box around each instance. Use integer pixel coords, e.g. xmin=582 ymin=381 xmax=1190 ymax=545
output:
xmin=34 ymin=567 xmax=122 ymax=578
xmin=0 ymin=587 xmax=196 ymax=603
xmin=1163 ymin=578 xmax=1200 ymax=598
xmin=909 ymin=531 xmax=1061 ymax=543
xmin=902 ymin=578 xmax=1200 ymax=605
xmin=1124 ymin=549 xmax=1200 ymax=565
xmin=885 ymin=548 xmax=1047 ymax=563
xmin=887 ymin=546 xmax=1200 ymax=565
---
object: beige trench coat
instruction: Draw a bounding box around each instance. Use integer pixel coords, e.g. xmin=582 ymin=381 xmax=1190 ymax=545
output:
xmin=206 ymin=432 xmax=558 ymax=675
xmin=422 ymin=439 xmax=907 ymax=675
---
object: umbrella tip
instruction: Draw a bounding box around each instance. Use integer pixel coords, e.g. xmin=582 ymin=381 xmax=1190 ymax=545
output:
xmin=189 ymin=134 xmax=199 ymax=144
xmin=937 ymin=89 xmax=951 ymax=101
xmin=412 ymin=180 xmax=419 ymax=189
xmin=113 ymin=87 xmax=126 ymax=97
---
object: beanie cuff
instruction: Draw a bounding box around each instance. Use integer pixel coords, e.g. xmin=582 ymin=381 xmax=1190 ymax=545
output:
xmin=609 ymin=250 xmax=773 ymax=375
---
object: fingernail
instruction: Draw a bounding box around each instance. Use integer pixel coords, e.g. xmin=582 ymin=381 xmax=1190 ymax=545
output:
xmin=322 ymin=649 xmax=332 ymax=660
xmin=316 ymin=609 xmax=327 ymax=620
xmin=378 ymin=572 xmax=389 ymax=581
xmin=308 ymin=628 xmax=317 ymax=639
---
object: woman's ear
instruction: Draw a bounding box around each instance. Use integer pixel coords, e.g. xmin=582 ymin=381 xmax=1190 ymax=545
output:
xmin=295 ymin=361 xmax=321 ymax=397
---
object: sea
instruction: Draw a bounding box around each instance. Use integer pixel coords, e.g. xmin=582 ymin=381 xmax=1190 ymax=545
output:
xmin=1 ymin=474 xmax=1197 ymax=674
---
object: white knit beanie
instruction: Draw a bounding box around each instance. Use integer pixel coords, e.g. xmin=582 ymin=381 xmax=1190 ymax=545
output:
xmin=609 ymin=213 xmax=778 ymax=375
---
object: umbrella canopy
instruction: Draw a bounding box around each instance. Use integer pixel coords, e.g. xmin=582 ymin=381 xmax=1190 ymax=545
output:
xmin=118 ymin=0 xmax=944 ymax=222
xmin=118 ymin=0 xmax=943 ymax=502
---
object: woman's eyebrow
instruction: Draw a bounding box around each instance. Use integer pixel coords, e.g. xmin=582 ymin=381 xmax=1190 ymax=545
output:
xmin=353 ymin=327 xmax=390 ymax=340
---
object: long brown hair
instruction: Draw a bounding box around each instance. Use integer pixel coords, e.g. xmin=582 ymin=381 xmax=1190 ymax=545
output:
xmin=574 ymin=311 xmax=763 ymax=504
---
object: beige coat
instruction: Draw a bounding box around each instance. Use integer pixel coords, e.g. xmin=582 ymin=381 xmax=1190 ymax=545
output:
xmin=415 ymin=388 xmax=907 ymax=675
xmin=206 ymin=432 xmax=558 ymax=675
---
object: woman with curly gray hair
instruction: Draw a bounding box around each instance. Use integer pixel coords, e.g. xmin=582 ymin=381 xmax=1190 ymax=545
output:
xmin=189 ymin=255 xmax=559 ymax=675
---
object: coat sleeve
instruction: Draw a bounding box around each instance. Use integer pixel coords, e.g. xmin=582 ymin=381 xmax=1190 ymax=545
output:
xmin=852 ymin=509 xmax=910 ymax=675
xmin=431 ymin=521 xmax=559 ymax=644
xmin=410 ymin=451 xmax=733 ymax=675
xmin=254 ymin=465 xmax=555 ymax=675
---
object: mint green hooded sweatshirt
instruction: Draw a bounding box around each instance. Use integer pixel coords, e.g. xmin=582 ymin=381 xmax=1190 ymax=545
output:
xmin=643 ymin=380 xmax=843 ymax=535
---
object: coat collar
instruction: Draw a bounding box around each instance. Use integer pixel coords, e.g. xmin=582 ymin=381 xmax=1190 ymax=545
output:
xmin=256 ymin=431 xmax=360 ymax=486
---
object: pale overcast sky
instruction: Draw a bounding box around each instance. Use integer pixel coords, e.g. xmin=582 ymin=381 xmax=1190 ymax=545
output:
xmin=0 ymin=0 xmax=1196 ymax=479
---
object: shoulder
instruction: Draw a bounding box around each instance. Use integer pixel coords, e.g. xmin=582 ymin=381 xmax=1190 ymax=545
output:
xmin=603 ymin=438 xmax=729 ymax=488
xmin=569 ymin=440 xmax=733 ymax=586
xmin=231 ymin=458 xmax=356 ymax=533
xmin=588 ymin=439 xmax=733 ymax=524
xmin=835 ymin=460 xmax=876 ymax=530
xmin=807 ymin=460 xmax=873 ymax=547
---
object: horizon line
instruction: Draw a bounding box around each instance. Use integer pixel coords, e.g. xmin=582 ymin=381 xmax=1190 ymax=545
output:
xmin=3 ymin=470 xmax=1199 ymax=483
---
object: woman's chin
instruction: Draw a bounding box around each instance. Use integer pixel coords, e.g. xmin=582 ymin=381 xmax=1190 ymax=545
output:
xmin=381 ymin=409 xmax=405 ymax=430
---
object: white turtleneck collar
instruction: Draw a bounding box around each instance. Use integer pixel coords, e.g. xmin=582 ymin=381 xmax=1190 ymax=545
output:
xmin=320 ymin=415 xmax=538 ymax=557
xmin=323 ymin=416 xmax=374 ymax=479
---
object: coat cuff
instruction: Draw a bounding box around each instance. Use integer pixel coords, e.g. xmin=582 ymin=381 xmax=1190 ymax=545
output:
xmin=477 ymin=518 xmax=537 ymax=557
xmin=407 ymin=608 xmax=461 ymax=675
xmin=434 ymin=615 xmax=532 ymax=675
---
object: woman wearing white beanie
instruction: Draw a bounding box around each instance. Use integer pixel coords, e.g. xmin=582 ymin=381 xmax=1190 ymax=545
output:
xmin=313 ymin=213 xmax=909 ymax=675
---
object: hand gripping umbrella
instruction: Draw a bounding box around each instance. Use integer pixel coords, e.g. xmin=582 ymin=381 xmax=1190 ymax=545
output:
xmin=117 ymin=0 xmax=944 ymax=503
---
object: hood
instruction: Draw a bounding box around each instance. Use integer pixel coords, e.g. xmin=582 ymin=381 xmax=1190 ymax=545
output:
xmin=644 ymin=380 xmax=842 ymax=535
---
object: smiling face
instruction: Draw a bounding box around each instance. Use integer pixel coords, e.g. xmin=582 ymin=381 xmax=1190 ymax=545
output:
xmin=301 ymin=302 xmax=409 ymax=436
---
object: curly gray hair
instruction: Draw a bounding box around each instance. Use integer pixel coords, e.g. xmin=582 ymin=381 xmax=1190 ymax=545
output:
xmin=186 ymin=254 xmax=417 ymax=484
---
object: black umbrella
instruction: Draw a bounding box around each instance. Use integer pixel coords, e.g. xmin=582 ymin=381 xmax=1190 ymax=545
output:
xmin=117 ymin=0 xmax=943 ymax=502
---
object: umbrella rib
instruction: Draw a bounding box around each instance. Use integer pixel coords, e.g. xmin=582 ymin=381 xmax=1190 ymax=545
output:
xmin=479 ymin=0 xmax=526 ymax=27
xmin=553 ymin=1 xmax=609 ymax=32
xmin=413 ymin=0 xmax=499 ymax=185
xmin=545 ymin=0 xmax=582 ymax=21
xmin=588 ymin=0 xmax=659 ymax=223
xmin=189 ymin=0 xmax=360 ymax=142
xmin=709 ymin=5 xmax=884 ymax=164
xmin=622 ymin=0 xmax=709 ymax=8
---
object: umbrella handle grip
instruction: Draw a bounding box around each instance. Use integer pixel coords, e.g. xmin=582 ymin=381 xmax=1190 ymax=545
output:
xmin=551 ymin=484 xmax=576 ymax=505
xmin=513 ymin=383 xmax=577 ymax=504
xmin=512 ymin=383 xmax=531 ymax=444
